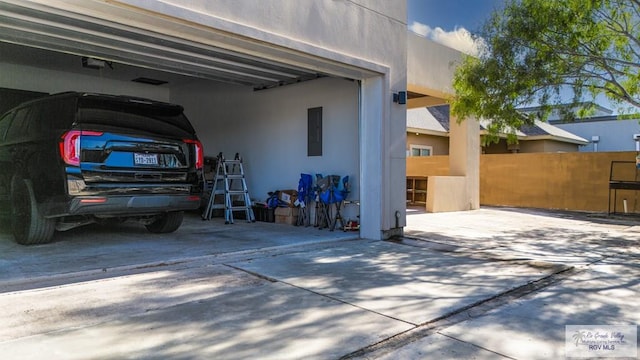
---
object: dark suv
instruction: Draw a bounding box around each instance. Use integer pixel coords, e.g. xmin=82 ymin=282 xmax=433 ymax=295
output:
xmin=0 ymin=92 xmax=204 ymax=245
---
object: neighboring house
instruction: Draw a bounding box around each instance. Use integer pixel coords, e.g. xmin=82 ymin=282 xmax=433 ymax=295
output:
xmin=553 ymin=116 xmax=640 ymax=152
xmin=406 ymin=106 xmax=449 ymax=156
xmin=407 ymin=105 xmax=589 ymax=156
xmin=519 ymin=103 xmax=640 ymax=152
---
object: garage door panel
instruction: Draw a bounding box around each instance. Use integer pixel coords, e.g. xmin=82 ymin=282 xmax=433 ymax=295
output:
xmin=1 ymin=19 xmax=318 ymax=88
xmin=0 ymin=0 xmax=333 ymax=89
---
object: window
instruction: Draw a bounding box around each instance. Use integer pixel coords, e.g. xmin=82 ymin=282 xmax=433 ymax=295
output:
xmin=5 ymin=107 xmax=30 ymax=140
xmin=409 ymin=145 xmax=433 ymax=157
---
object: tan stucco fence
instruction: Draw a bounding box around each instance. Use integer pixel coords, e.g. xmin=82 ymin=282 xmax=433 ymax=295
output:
xmin=407 ymin=151 xmax=640 ymax=213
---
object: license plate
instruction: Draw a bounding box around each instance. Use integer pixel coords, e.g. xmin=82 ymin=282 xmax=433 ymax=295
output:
xmin=134 ymin=153 xmax=158 ymax=166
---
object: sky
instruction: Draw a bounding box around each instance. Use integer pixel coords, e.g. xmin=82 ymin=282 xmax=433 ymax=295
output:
xmin=406 ymin=0 xmax=618 ymax=112
xmin=407 ymin=0 xmax=505 ymax=55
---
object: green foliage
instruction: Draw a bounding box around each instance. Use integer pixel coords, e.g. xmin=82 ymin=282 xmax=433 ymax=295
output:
xmin=451 ymin=0 xmax=640 ymax=142
xmin=618 ymin=113 xmax=640 ymax=120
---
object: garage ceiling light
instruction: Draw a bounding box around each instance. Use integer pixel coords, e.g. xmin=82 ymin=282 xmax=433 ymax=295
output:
xmin=81 ymin=56 xmax=107 ymax=69
xmin=132 ymin=77 xmax=168 ymax=86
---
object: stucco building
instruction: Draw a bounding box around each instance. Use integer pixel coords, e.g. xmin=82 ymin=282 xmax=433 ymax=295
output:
xmin=519 ymin=104 xmax=640 ymax=152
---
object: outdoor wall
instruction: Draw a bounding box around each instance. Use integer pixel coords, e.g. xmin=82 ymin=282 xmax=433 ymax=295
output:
xmin=480 ymin=151 xmax=638 ymax=212
xmin=407 ymin=155 xmax=449 ymax=177
xmin=407 ymin=151 xmax=639 ymax=213
xmin=406 ymin=133 xmax=449 ymax=155
xmin=173 ymin=77 xmax=360 ymax=219
xmin=0 ymin=62 xmax=170 ymax=101
xmin=483 ymin=139 xmax=580 ymax=154
xmin=520 ymin=140 xmax=579 ymax=153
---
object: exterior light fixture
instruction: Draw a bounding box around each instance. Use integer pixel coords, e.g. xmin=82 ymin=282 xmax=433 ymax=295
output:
xmin=393 ymin=91 xmax=407 ymax=105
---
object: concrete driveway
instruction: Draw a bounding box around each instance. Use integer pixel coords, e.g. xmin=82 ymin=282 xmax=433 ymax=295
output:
xmin=1 ymin=208 xmax=639 ymax=359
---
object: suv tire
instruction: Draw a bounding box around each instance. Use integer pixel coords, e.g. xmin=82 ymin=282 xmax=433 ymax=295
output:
xmin=145 ymin=211 xmax=184 ymax=233
xmin=11 ymin=177 xmax=55 ymax=245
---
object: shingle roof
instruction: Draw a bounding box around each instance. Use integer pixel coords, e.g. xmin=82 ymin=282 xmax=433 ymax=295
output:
xmin=532 ymin=120 xmax=590 ymax=143
xmin=426 ymin=105 xmax=450 ymax=131
xmin=519 ymin=124 xmax=548 ymax=136
xmin=406 ymin=107 xmax=447 ymax=134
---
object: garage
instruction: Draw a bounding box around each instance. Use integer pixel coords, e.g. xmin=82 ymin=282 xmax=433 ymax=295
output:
xmin=0 ymin=0 xmax=408 ymax=240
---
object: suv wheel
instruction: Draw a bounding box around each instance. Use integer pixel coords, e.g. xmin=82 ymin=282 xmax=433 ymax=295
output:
xmin=145 ymin=211 xmax=184 ymax=233
xmin=11 ymin=177 xmax=55 ymax=245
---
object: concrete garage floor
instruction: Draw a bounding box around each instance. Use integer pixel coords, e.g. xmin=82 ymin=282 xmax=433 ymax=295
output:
xmin=1 ymin=207 xmax=639 ymax=359
xmin=0 ymin=211 xmax=357 ymax=287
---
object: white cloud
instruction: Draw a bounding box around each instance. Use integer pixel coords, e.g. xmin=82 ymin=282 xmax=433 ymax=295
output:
xmin=408 ymin=21 xmax=431 ymax=37
xmin=409 ymin=21 xmax=484 ymax=56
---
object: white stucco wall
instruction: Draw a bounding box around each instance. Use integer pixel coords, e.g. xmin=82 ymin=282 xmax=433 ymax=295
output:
xmin=117 ymin=0 xmax=406 ymax=59
xmin=173 ymin=77 xmax=360 ymax=220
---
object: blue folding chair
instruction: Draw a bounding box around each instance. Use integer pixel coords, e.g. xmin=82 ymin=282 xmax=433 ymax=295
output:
xmin=318 ymin=175 xmax=349 ymax=231
xmin=296 ymin=173 xmax=313 ymax=226
xmin=314 ymin=174 xmax=329 ymax=229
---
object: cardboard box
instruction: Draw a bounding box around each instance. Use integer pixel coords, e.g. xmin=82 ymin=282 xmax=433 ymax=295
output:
xmin=278 ymin=190 xmax=298 ymax=207
xmin=252 ymin=205 xmax=275 ymax=222
xmin=275 ymin=207 xmax=299 ymax=225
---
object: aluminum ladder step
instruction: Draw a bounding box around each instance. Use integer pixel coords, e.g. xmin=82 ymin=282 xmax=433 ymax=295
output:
xmin=202 ymin=152 xmax=255 ymax=223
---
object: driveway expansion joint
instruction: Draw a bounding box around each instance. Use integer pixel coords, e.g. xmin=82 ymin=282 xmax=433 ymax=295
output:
xmin=341 ymin=263 xmax=580 ymax=359
xmin=437 ymin=332 xmax=518 ymax=360
xmin=224 ymin=264 xmax=279 ymax=283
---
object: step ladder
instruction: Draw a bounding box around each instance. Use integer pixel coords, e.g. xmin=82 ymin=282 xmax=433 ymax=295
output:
xmin=202 ymin=152 xmax=255 ymax=223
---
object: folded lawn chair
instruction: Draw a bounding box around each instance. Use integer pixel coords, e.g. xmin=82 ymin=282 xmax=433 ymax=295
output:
xmin=296 ymin=173 xmax=313 ymax=226
xmin=318 ymin=175 xmax=349 ymax=231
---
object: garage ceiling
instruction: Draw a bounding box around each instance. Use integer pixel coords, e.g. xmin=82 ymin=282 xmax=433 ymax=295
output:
xmin=0 ymin=41 xmax=203 ymax=88
xmin=0 ymin=0 xmax=367 ymax=90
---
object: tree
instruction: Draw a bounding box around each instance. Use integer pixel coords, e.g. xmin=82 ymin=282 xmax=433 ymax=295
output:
xmin=451 ymin=0 xmax=640 ymax=144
